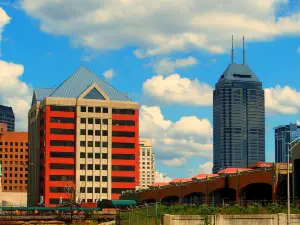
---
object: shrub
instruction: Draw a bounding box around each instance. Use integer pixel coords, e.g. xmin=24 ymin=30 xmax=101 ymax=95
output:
xmin=245 ymin=203 xmax=261 ymax=214
xmin=266 ymin=203 xmax=284 ymax=214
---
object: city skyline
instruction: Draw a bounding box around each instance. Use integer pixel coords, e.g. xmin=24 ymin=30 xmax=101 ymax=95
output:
xmin=1 ymin=1 xmax=300 ymax=179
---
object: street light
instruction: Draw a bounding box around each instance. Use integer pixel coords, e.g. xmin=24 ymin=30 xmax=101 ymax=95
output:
xmin=287 ymin=136 xmax=300 ymax=225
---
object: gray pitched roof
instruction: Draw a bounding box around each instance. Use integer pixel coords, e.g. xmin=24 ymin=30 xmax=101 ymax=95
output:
xmin=218 ymin=64 xmax=260 ymax=82
xmin=32 ymin=66 xmax=131 ymax=104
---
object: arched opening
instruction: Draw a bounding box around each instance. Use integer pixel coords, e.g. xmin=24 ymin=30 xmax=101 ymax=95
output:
xmin=240 ymin=183 xmax=272 ymax=204
xmin=143 ymin=199 xmax=156 ymax=204
xmin=161 ymin=195 xmax=180 ymax=205
xmin=210 ymin=188 xmax=236 ymax=205
xmin=276 ymin=176 xmax=292 ymax=202
xmin=183 ymin=192 xmax=205 ymax=205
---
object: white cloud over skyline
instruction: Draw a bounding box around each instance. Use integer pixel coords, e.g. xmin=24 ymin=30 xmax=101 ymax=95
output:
xmin=0 ymin=7 xmax=11 ymax=41
xmin=152 ymin=57 xmax=198 ymax=74
xmin=102 ymin=68 xmax=115 ymax=80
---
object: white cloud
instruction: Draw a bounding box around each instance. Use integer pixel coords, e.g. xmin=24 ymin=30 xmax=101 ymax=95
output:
xmin=296 ymin=46 xmax=300 ymax=54
xmin=152 ymin=57 xmax=198 ymax=74
xmin=0 ymin=7 xmax=11 ymax=41
xmin=20 ymin=0 xmax=300 ymax=57
xmin=188 ymin=161 xmax=213 ymax=176
xmin=0 ymin=60 xmax=32 ymax=131
xmin=102 ymin=68 xmax=115 ymax=79
xmin=162 ymin=157 xmax=186 ymax=167
xmin=265 ymin=85 xmax=300 ymax=115
xmin=143 ymin=74 xmax=213 ymax=106
xmin=155 ymin=171 xmax=172 ymax=183
xmin=297 ymin=121 xmax=300 ymax=126
xmin=139 ymin=105 xmax=213 ymax=164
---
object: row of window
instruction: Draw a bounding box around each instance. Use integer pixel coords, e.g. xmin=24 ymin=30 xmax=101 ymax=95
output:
xmin=80 ymin=175 xmax=107 ymax=182
xmin=80 ymin=164 xmax=108 ymax=170
xmin=3 ymin=186 xmax=26 ymax=191
xmin=2 ymin=179 xmax=26 ymax=184
xmin=0 ymin=154 xmax=28 ymax=159
xmin=80 ymin=153 xmax=108 ymax=159
xmin=80 ymin=141 xmax=108 ymax=148
xmin=0 ymin=148 xmax=27 ymax=153
xmin=45 ymin=152 xmax=136 ymax=160
xmin=80 ymin=129 xmax=107 ymax=136
xmin=0 ymin=142 xmax=28 ymax=146
xmin=78 ymin=164 xmax=135 ymax=171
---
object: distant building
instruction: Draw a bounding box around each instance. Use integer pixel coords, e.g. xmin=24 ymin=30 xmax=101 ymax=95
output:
xmin=139 ymin=138 xmax=155 ymax=189
xmin=275 ymin=123 xmax=300 ymax=163
xmin=213 ymin=37 xmax=265 ymax=174
xmin=0 ymin=105 xmax=15 ymax=131
xmin=28 ymin=66 xmax=139 ymax=207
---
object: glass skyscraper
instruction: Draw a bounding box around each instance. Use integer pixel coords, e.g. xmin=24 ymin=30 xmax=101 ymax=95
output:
xmin=275 ymin=123 xmax=300 ymax=163
xmin=213 ymin=38 xmax=265 ymax=174
xmin=0 ymin=105 xmax=15 ymax=132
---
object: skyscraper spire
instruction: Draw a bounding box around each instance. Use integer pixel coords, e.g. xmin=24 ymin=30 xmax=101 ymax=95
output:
xmin=243 ymin=36 xmax=246 ymax=65
xmin=231 ymin=35 xmax=234 ymax=64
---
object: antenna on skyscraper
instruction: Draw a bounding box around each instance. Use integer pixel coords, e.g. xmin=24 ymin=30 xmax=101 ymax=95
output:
xmin=243 ymin=36 xmax=246 ymax=65
xmin=231 ymin=35 xmax=234 ymax=64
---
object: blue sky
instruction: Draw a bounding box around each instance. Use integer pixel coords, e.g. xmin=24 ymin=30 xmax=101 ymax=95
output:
xmin=0 ymin=0 xmax=300 ymax=180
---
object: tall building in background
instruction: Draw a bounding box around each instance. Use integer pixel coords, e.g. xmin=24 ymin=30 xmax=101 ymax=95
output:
xmin=275 ymin=123 xmax=300 ymax=163
xmin=139 ymin=138 xmax=155 ymax=189
xmin=213 ymin=37 xmax=265 ymax=174
xmin=28 ymin=66 xmax=139 ymax=206
xmin=0 ymin=105 xmax=15 ymax=131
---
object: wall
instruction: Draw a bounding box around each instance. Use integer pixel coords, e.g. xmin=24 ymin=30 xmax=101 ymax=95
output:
xmin=0 ymin=192 xmax=27 ymax=206
xmin=163 ymin=213 xmax=300 ymax=225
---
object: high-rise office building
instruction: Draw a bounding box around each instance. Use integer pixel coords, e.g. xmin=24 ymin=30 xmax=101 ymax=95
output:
xmin=275 ymin=123 xmax=300 ymax=163
xmin=0 ymin=105 xmax=15 ymax=131
xmin=139 ymin=138 xmax=155 ymax=189
xmin=213 ymin=37 xmax=265 ymax=174
xmin=28 ymin=66 xmax=139 ymax=206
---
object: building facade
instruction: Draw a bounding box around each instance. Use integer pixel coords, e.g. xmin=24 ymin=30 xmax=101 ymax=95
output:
xmin=0 ymin=105 xmax=15 ymax=131
xmin=213 ymin=39 xmax=265 ymax=174
xmin=0 ymin=126 xmax=28 ymax=193
xmin=139 ymin=138 xmax=155 ymax=189
xmin=275 ymin=123 xmax=300 ymax=163
xmin=28 ymin=66 xmax=139 ymax=207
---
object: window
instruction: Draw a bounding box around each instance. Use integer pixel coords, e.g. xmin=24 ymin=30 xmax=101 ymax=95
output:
xmin=112 ymin=165 xmax=135 ymax=171
xmin=88 ymin=153 xmax=93 ymax=158
xmin=112 ymin=120 xmax=135 ymax=126
xmin=50 ymin=140 xmax=74 ymax=147
xmin=102 ymin=188 xmax=108 ymax=193
xmin=112 ymin=142 xmax=135 ymax=149
xmin=88 ymin=118 xmax=93 ymax=124
xmin=87 ymin=187 xmax=93 ymax=193
xmin=50 ymin=164 xmax=74 ymax=170
xmin=15 ymin=142 xmax=18 ymax=146
xmin=95 ymin=142 xmax=100 ymax=147
xmin=112 ymin=109 xmax=135 ymax=115
xmin=87 ymin=164 xmax=93 ymax=170
xmin=95 ymin=165 xmax=100 ymax=170
xmin=102 ymin=165 xmax=108 ymax=170
xmin=102 ymin=153 xmax=108 ymax=159
xmin=80 ymin=152 xmax=86 ymax=158
xmin=88 ymin=107 xmax=94 ymax=113
xmin=80 ymin=141 xmax=86 ymax=147
xmin=112 ymin=177 xmax=135 ymax=182
xmin=50 ymin=105 xmax=75 ymax=112
xmin=50 ymin=152 xmax=74 ymax=158
xmin=50 ymin=117 xmax=75 ymax=124
xmin=102 ymin=176 xmax=108 ymax=182
xmin=103 ymin=107 xmax=108 ymax=113
xmin=95 ymin=107 xmax=101 ymax=113
xmin=95 ymin=187 xmax=100 ymax=193
xmin=95 ymin=119 xmax=101 ymax=124
xmin=87 ymin=176 xmax=93 ymax=181
xmin=50 ymin=128 xmax=74 ymax=135
xmin=112 ymin=131 xmax=135 ymax=137
xmin=95 ymin=153 xmax=100 ymax=158
xmin=88 ymin=130 xmax=93 ymax=135
xmin=81 ymin=106 xmax=86 ymax=112
xmin=50 ymin=175 xmax=74 ymax=181
xmin=95 ymin=176 xmax=100 ymax=181
xmin=80 ymin=187 xmax=85 ymax=193
xmin=80 ymin=164 xmax=85 ymax=170
xmin=88 ymin=141 xmax=93 ymax=147
xmin=112 ymin=154 xmax=135 ymax=160
xmin=49 ymin=187 xmax=65 ymax=193
xmin=81 ymin=118 xmax=86 ymax=124
xmin=102 ymin=130 xmax=108 ymax=136
xmin=102 ymin=142 xmax=108 ymax=148
xmin=95 ymin=130 xmax=101 ymax=136
xmin=80 ymin=129 xmax=86 ymax=135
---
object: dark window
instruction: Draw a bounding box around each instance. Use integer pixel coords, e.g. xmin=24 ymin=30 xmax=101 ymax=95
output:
xmin=80 ymin=152 xmax=86 ymax=158
xmin=88 ymin=107 xmax=94 ymax=113
xmin=95 ymin=176 xmax=100 ymax=181
xmin=87 ymin=199 xmax=93 ymax=202
xmin=112 ymin=109 xmax=135 ymax=115
xmin=112 ymin=177 xmax=135 ymax=182
xmin=102 ymin=176 xmax=108 ymax=182
xmin=87 ymin=176 xmax=93 ymax=181
xmin=102 ymin=130 xmax=108 ymax=136
xmin=50 ymin=128 xmax=74 ymax=135
xmin=87 ymin=164 xmax=93 ymax=170
xmin=49 ymin=198 xmax=60 ymax=204
xmin=88 ymin=153 xmax=93 ymax=158
xmin=112 ymin=131 xmax=135 ymax=137
xmin=102 ymin=188 xmax=108 ymax=193
xmin=95 ymin=119 xmax=101 ymax=124
xmin=80 ymin=176 xmax=85 ymax=181
xmin=112 ymin=120 xmax=135 ymax=126
xmin=102 ymin=153 xmax=108 ymax=159
xmin=80 ymin=187 xmax=85 ymax=193
xmin=95 ymin=153 xmax=101 ymax=159
xmin=233 ymin=74 xmax=252 ymax=78
xmin=95 ymin=130 xmax=101 ymax=136
xmin=103 ymin=107 xmax=108 ymax=113
xmin=95 ymin=187 xmax=100 ymax=193
xmin=50 ymin=106 xmax=75 ymax=112
xmin=49 ymin=175 xmax=74 ymax=181
xmin=88 ymin=141 xmax=93 ymax=147
xmin=80 ymin=164 xmax=85 ymax=170
xmin=80 ymin=141 xmax=86 ymax=147
xmin=102 ymin=142 xmax=108 ymax=148
xmin=50 ymin=140 xmax=74 ymax=147
xmin=95 ymin=142 xmax=100 ymax=147
xmin=95 ymin=107 xmax=101 ymax=113
xmin=88 ymin=118 xmax=93 ymax=124
xmin=80 ymin=129 xmax=86 ymax=135
xmin=112 ymin=142 xmax=135 ymax=149
xmin=112 ymin=165 xmax=135 ymax=171
xmin=102 ymin=165 xmax=108 ymax=170
xmin=81 ymin=118 xmax=86 ymax=124
xmin=112 ymin=154 xmax=135 ymax=160
xmin=81 ymin=106 xmax=86 ymax=112
xmin=112 ymin=188 xmax=132 ymax=194
xmin=50 ymin=152 xmax=74 ymax=158
xmin=49 ymin=187 xmax=65 ymax=193
xmin=87 ymin=187 xmax=93 ymax=193
xmin=50 ymin=164 xmax=74 ymax=170
xmin=88 ymin=130 xmax=93 ymax=135
xmin=95 ymin=165 xmax=100 ymax=170
xmin=103 ymin=119 xmax=108 ymax=125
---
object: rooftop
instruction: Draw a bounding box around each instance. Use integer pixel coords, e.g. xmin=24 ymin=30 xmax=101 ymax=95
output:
xmin=218 ymin=168 xmax=252 ymax=174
